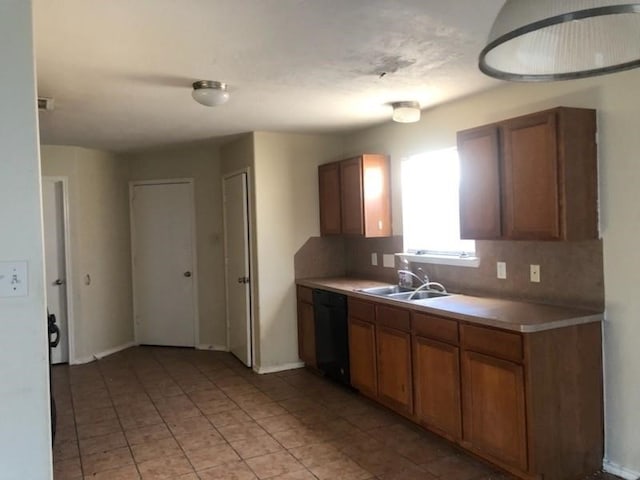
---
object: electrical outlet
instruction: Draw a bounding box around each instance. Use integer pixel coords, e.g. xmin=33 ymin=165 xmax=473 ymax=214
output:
xmin=382 ymin=254 xmax=395 ymax=268
xmin=371 ymin=253 xmax=378 ymax=266
xmin=497 ymin=261 xmax=507 ymax=279
xmin=530 ymin=264 xmax=541 ymax=283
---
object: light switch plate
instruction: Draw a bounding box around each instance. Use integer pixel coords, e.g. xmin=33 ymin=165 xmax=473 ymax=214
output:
xmin=530 ymin=264 xmax=541 ymax=283
xmin=497 ymin=261 xmax=507 ymax=279
xmin=371 ymin=253 xmax=378 ymax=266
xmin=0 ymin=261 xmax=28 ymax=297
xmin=382 ymin=254 xmax=395 ymax=268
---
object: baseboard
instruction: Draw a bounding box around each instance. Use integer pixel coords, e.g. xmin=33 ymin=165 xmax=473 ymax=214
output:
xmin=71 ymin=341 xmax=138 ymax=364
xmin=253 ymin=361 xmax=305 ymax=374
xmin=196 ymin=344 xmax=228 ymax=351
xmin=603 ymin=459 xmax=640 ymax=480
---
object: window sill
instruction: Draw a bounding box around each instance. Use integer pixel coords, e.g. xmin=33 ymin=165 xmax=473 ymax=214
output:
xmin=397 ymin=253 xmax=480 ymax=268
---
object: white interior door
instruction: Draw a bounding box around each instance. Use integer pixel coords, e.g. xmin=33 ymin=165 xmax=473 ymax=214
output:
xmin=43 ymin=178 xmax=69 ymax=364
xmin=224 ymin=172 xmax=252 ymax=366
xmin=131 ymin=181 xmax=196 ymax=347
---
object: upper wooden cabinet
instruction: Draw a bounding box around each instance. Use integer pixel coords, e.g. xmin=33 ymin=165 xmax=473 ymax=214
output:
xmin=318 ymin=154 xmax=391 ymax=237
xmin=458 ymin=126 xmax=502 ymax=239
xmin=457 ymin=107 xmax=598 ymax=240
xmin=318 ymin=162 xmax=341 ymax=235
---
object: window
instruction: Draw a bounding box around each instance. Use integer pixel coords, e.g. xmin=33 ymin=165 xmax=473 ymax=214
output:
xmin=401 ymin=147 xmax=476 ymax=260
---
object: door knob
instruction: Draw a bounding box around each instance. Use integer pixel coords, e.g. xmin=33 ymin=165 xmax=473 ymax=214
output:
xmin=184 ymin=271 xmax=192 ymax=278
xmin=237 ymin=276 xmax=250 ymax=284
xmin=53 ymin=279 xmax=65 ymax=286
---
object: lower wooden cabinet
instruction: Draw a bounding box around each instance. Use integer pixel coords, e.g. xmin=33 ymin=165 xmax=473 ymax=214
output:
xmin=296 ymin=286 xmax=316 ymax=368
xmin=376 ymin=326 xmax=413 ymax=415
xmin=461 ymin=350 xmax=528 ymax=472
xmin=348 ymin=317 xmax=377 ymax=398
xmin=413 ymin=335 xmax=462 ymax=441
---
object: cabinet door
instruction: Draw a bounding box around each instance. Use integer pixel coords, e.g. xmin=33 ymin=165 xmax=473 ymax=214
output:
xmin=362 ymin=154 xmax=391 ymax=237
xmin=413 ymin=336 xmax=461 ymax=440
xmin=457 ymin=126 xmax=502 ymax=239
xmin=377 ymin=326 xmax=413 ymax=415
xmin=318 ymin=162 xmax=342 ymax=235
xmin=340 ymin=157 xmax=364 ymax=235
xmin=502 ymin=111 xmax=560 ymax=240
xmin=462 ymin=350 xmax=528 ymax=471
xmin=348 ymin=318 xmax=377 ymax=398
xmin=297 ymin=301 xmax=316 ymax=367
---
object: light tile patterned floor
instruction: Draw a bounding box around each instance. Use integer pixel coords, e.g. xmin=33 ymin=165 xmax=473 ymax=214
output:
xmin=52 ymin=346 xmax=619 ymax=480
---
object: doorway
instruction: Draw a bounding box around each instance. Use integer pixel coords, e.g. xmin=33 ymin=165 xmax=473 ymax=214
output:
xmin=223 ymin=171 xmax=253 ymax=367
xmin=130 ymin=179 xmax=198 ymax=347
xmin=42 ymin=177 xmax=72 ymax=364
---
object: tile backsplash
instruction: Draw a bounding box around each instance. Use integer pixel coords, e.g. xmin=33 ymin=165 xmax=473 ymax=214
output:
xmin=295 ymin=235 xmax=604 ymax=310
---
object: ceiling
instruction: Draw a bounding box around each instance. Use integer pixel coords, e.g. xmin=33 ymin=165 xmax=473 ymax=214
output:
xmin=33 ymin=0 xmax=505 ymax=153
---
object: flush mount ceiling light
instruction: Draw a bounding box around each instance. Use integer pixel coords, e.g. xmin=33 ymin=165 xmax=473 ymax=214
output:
xmin=192 ymin=80 xmax=230 ymax=106
xmin=480 ymin=0 xmax=640 ymax=81
xmin=391 ymin=101 xmax=421 ymax=123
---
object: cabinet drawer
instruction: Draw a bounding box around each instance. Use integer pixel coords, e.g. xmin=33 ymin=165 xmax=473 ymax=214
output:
xmin=375 ymin=305 xmax=410 ymax=332
xmin=461 ymin=324 xmax=523 ymax=363
xmin=297 ymin=286 xmax=313 ymax=304
xmin=412 ymin=312 xmax=459 ymax=345
xmin=348 ymin=297 xmax=375 ymax=321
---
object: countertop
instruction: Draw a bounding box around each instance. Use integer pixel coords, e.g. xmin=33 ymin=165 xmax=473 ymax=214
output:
xmin=296 ymin=277 xmax=603 ymax=333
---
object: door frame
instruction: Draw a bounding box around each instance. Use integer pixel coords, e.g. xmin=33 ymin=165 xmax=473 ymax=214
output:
xmin=129 ymin=178 xmax=200 ymax=346
xmin=42 ymin=176 xmax=76 ymax=364
xmin=222 ymin=168 xmax=255 ymax=366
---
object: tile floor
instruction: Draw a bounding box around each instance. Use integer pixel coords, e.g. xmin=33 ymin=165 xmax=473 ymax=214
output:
xmin=52 ymin=346 xmax=619 ymax=480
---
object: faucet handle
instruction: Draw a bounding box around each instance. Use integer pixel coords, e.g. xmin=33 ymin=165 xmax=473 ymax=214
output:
xmin=416 ymin=267 xmax=429 ymax=284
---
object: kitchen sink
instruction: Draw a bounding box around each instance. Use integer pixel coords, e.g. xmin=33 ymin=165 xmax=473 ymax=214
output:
xmin=358 ymin=285 xmax=414 ymax=296
xmin=359 ymin=285 xmax=449 ymax=301
xmin=387 ymin=290 xmax=449 ymax=300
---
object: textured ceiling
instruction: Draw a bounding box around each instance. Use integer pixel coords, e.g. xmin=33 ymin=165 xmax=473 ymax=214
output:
xmin=33 ymin=0 xmax=505 ymax=152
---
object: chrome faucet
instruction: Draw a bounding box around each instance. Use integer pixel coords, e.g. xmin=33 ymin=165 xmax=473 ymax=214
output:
xmin=397 ymin=269 xmax=424 ymax=288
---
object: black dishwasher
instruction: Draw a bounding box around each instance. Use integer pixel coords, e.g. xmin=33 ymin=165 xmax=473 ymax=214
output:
xmin=313 ymin=289 xmax=350 ymax=385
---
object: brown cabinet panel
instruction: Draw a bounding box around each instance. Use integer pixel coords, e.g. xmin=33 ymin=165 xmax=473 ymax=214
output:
xmin=297 ymin=286 xmax=313 ymax=304
xmin=348 ymin=318 xmax=377 ymax=398
xmin=348 ymin=297 xmax=375 ymax=322
xmin=461 ymin=324 xmax=523 ymax=363
xmin=362 ymin=154 xmax=392 ymax=237
xmin=318 ymin=154 xmax=391 ymax=237
xmin=457 ymin=107 xmax=597 ymax=241
xmin=376 ymin=326 xmax=413 ymax=415
xmin=318 ymin=162 xmax=342 ymax=235
xmin=340 ymin=158 xmax=365 ymax=235
xmin=458 ymin=126 xmax=502 ymax=239
xmin=462 ymin=350 xmax=528 ymax=472
xmin=412 ymin=312 xmax=459 ymax=345
xmin=413 ymin=336 xmax=462 ymax=441
xmin=297 ymin=300 xmax=316 ymax=367
xmin=502 ymin=111 xmax=560 ymax=240
xmin=375 ymin=304 xmax=410 ymax=332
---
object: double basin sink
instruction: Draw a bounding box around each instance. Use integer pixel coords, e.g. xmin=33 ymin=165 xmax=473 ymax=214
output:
xmin=358 ymin=285 xmax=450 ymax=302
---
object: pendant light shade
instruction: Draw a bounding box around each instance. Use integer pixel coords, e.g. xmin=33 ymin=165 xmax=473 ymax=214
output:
xmin=192 ymin=80 xmax=230 ymax=106
xmin=480 ymin=0 xmax=640 ymax=81
xmin=392 ymin=101 xmax=421 ymax=123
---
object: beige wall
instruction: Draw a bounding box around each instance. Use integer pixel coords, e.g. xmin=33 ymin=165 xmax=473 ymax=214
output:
xmin=342 ymin=71 xmax=640 ymax=474
xmin=126 ymin=143 xmax=226 ymax=348
xmin=0 ymin=1 xmax=52 ymax=475
xmin=41 ymin=145 xmax=134 ymax=362
xmin=252 ymin=132 xmax=343 ymax=370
